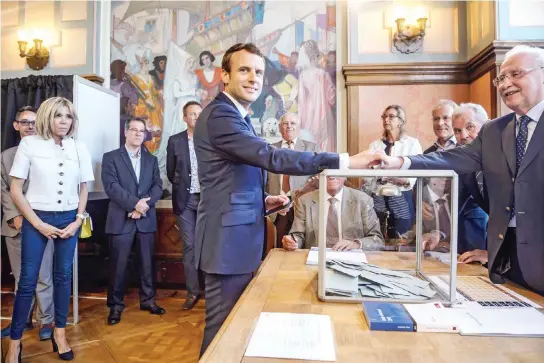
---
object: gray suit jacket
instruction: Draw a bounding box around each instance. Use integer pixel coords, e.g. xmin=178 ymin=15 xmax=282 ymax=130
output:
xmin=266 ymin=138 xmax=321 ymax=195
xmin=409 ymin=111 xmax=544 ymax=293
xmin=289 ymin=187 xmax=384 ymax=250
xmin=1 ymin=146 xmax=29 ymax=238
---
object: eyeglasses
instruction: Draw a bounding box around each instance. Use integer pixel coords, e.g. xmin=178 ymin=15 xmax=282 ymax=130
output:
xmin=492 ymin=67 xmax=544 ymax=87
xmin=381 ymin=114 xmax=402 ymax=121
xmin=432 ymin=115 xmax=452 ymax=123
xmin=16 ymin=120 xmax=35 ymax=127
xmin=128 ymin=128 xmax=146 ymax=134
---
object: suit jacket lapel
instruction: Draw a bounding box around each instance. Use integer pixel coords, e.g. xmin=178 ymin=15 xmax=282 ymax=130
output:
xmin=139 ymin=149 xmax=149 ymax=184
xmin=295 ymin=138 xmax=304 ymax=151
xmin=518 ymin=111 xmax=544 ymax=177
xmin=120 ymin=148 xmax=138 ymax=184
xmin=311 ymin=195 xmax=319 ymax=236
xmin=501 ymin=115 xmax=516 ymax=177
xmin=181 ymin=131 xmax=190 ymax=167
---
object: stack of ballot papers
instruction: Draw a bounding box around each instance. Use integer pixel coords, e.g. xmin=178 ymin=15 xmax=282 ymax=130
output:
xmin=325 ymin=260 xmax=437 ymax=300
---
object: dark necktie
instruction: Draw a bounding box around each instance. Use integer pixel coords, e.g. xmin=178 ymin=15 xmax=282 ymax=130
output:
xmin=516 ymin=115 xmax=531 ymax=173
xmin=512 ymin=115 xmax=531 ymax=217
xmin=244 ymin=115 xmax=256 ymax=135
xmin=326 ymin=197 xmax=339 ymax=247
xmin=436 ymin=199 xmax=451 ymax=240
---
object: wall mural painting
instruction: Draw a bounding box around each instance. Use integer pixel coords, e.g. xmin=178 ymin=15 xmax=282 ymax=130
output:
xmin=110 ymin=0 xmax=338 ymax=199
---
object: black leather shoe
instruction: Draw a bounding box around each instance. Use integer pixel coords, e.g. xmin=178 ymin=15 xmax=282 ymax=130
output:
xmin=107 ymin=310 xmax=122 ymax=325
xmin=182 ymin=295 xmax=200 ymax=310
xmin=52 ymin=335 xmax=74 ymax=361
xmin=140 ymin=304 xmax=166 ymax=315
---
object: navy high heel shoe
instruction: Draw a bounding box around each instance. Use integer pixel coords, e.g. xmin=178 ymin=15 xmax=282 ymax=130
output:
xmin=51 ymin=335 xmax=74 ymax=361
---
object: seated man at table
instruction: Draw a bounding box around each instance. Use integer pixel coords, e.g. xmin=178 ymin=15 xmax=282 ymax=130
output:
xmin=282 ymin=176 xmax=384 ymax=251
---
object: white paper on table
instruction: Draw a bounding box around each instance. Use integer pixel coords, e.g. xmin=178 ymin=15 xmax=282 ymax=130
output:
xmin=244 ymin=312 xmax=336 ymax=361
xmin=306 ymin=247 xmax=367 ymax=265
xmin=459 ymin=307 xmax=544 ymax=337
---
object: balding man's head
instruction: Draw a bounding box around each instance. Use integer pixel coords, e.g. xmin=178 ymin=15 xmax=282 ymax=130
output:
xmin=279 ymin=112 xmax=299 ymax=142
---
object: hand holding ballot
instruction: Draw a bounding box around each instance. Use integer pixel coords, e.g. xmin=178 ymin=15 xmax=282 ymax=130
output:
xmin=348 ymin=150 xmax=386 ymax=169
xmin=265 ymin=194 xmax=292 ymax=216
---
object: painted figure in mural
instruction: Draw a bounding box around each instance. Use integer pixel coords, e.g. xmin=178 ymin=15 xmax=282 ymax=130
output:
xmin=291 ymin=39 xmax=336 ymax=151
xmin=273 ymin=48 xmax=299 ymax=78
xmin=195 ymin=51 xmax=223 ymax=108
xmin=326 ymin=50 xmax=337 ymax=85
xmin=132 ymin=47 xmax=164 ymax=154
xmin=149 ymin=55 xmax=167 ymax=91
xmin=110 ymin=60 xmax=139 ymax=111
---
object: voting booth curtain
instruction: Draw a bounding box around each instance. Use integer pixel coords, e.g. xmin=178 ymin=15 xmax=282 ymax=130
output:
xmin=1 ymin=75 xmax=73 ymax=151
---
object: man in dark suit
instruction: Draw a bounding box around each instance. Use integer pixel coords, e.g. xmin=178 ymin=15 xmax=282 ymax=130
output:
xmin=194 ymin=43 xmax=378 ymax=355
xmin=375 ymin=45 xmax=544 ymax=295
xmin=102 ymin=117 xmax=165 ymax=325
xmin=166 ymin=101 xmax=203 ymax=310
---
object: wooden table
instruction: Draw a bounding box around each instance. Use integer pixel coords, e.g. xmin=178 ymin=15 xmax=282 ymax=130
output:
xmin=200 ymin=249 xmax=544 ymax=363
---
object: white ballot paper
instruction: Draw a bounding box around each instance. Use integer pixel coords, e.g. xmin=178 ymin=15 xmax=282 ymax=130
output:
xmin=244 ymin=312 xmax=336 ymax=361
xmin=306 ymin=247 xmax=367 ymax=265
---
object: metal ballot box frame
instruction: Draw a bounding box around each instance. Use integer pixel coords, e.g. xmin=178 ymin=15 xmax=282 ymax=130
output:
xmin=317 ymin=169 xmax=458 ymax=305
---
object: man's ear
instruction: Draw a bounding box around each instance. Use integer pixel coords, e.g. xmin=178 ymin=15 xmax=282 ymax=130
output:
xmin=221 ymin=69 xmax=230 ymax=85
xmin=13 ymin=121 xmax=20 ymax=131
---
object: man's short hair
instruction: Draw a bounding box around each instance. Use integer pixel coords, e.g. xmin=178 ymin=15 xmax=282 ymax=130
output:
xmin=199 ymin=50 xmax=215 ymax=66
xmin=125 ymin=117 xmax=147 ymax=131
xmin=504 ymin=44 xmax=544 ymax=67
xmin=15 ymin=106 xmax=37 ymax=121
xmin=432 ymin=99 xmax=459 ymax=113
xmin=279 ymin=112 xmax=299 ymax=125
xmin=453 ymin=103 xmax=489 ymax=125
xmin=221 ymin=43 xmax=264 ymax=74
xmin=183 ymin=101 xmax=202 ymax=116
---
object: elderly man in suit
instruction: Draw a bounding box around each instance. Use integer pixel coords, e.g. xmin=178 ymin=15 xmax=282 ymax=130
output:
xmin=266 ymin=112 xmax=320 ymax=246
xmin=374 ymin=45 xmax=544 ymax=296
xmin=1 ymin=106 xmax=55 ymax=340
xmin=282 ymin=176 xmax=384 ymax=251
xmin=102 ymin=117 xmax=165 ymax=325
xmin=424 ymin=100 xmax=458 ymax=154
xmin=166 ymin=101 xmax=203 ymax=310
xmin=194 ymin=42 xmax=378 ymax=355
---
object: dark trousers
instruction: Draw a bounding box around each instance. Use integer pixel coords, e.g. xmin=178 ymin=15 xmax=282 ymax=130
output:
xmin=107 ymin=230 xmax=155 ymax=311
xmin=274 ymin=208 xmax=294 ymax=248
xmin=11 ymin=210 xmax=78 ymax=339
xmin=199 ymin=272 xmax=253 ymax=357
xmin=176 ymin=193 xmax=201 ymax=297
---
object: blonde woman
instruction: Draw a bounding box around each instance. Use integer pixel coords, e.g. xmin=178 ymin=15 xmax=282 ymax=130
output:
xmin=5 ymin=97 xmax=94 ymax=362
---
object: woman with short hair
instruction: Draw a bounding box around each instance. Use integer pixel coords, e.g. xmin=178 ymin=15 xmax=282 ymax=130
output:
xmin=5 ymin=97 xmax=94 ymax=362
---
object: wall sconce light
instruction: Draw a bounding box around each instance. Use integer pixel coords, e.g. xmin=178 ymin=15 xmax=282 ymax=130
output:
xmin=17 ymin=37 xmax=50 ymax=71
xmin=393 ymin=17 xmax=427 ymax=54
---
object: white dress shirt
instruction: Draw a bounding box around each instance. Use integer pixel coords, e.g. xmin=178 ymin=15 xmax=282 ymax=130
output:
xmin=367 ymin=135 xmax=423 ymax=190
xmin=125 ymin=146 xmax=141 ymax=183
xmin=9 ymin=135 xmax=94 ymax=212
xmin=432 ymin=135 xmax=457 ymax=152
xmin=222 ymin=91 xmax=349 ymax=168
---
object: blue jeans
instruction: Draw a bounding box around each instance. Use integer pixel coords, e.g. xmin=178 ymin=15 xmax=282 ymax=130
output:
xmin=10 ymin=210 xmax=78 ymax=339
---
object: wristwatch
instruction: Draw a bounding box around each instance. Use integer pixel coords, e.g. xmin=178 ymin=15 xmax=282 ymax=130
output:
xmin=76 ymin=211 xmax=89 ymax=220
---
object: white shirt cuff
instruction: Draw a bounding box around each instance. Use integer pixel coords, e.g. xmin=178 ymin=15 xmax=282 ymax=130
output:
xmin=339 ymin=153 xmax=349 ymax=169
xmin=401 ymin=156 xmax=411 ymax=169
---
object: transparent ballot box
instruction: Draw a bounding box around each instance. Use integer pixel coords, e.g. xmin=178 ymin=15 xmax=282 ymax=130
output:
xmin=315 ymin=169 xmax=458 ymax=305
